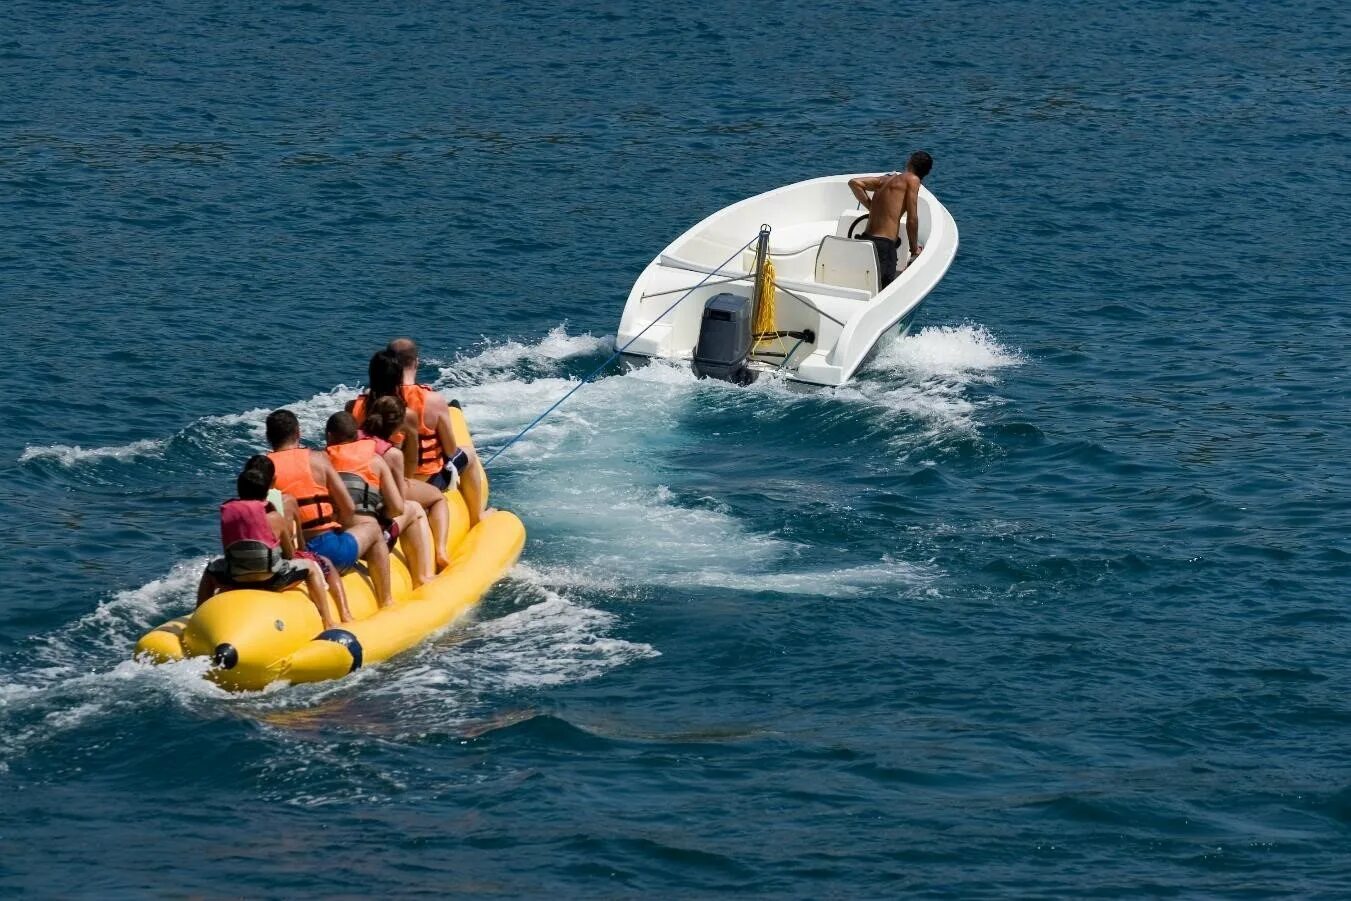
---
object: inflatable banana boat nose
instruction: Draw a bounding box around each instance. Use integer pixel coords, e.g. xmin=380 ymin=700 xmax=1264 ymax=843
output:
xmin=134 ymin=408 xmax=525 ymax=691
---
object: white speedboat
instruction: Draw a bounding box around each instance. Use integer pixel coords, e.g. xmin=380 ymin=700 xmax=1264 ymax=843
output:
xmin=616 ymin=174 xmax=958 ymax=386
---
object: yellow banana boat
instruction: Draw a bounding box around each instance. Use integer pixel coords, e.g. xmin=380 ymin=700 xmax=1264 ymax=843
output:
xmin=134 ymin=407 xmax=525 ymax=691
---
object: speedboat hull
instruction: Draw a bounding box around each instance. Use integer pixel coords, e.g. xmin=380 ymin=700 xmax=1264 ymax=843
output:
xmin=617 ymin=174 xmax=958 ymax=386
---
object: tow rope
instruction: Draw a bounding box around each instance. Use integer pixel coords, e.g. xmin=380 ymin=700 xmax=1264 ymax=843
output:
xmin=481 ymin=233 xmax=762 ymax=469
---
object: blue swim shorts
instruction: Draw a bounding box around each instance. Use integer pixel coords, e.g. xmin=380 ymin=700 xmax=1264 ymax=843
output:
xmin=306 ymin=529 xmax=360 ymax=570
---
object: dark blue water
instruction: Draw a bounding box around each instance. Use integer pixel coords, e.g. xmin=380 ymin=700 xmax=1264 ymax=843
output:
xmin=4 ymin=0 xmax=1350 ymax=894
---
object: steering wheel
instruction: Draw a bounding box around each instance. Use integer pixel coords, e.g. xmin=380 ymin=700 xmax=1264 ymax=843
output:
xmin=846 ymin=214 xmax=870 ymax=239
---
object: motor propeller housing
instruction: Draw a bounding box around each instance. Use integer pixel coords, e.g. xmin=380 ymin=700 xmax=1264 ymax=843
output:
xmin=692 ymin=293 xmax=757 ymax=385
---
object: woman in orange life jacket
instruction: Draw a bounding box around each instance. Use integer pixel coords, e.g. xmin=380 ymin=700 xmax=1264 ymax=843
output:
xmin=324 ymin=411 xmax=436 ymax=588
xmin=350 ymin=344 xmax=487 ymax=527
xmin=196 ymin=461 xmax=348 ymax=630
xmin=241 ymin=454 xmax=351 ymax=619
xmin=388 ymin=339 xmax=489 ymax=524
xmin=265 ymin=409 xmax=395 ymax=608
xmin=359 ymin=394 xmax=454 ymax=572
xmin=348 ymin=351 xmax=460 ymax=568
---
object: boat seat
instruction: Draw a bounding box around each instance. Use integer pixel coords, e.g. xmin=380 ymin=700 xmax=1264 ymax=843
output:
xmin=738 ymin=221 xmax=837 ymax=272
xmin=815 ymin=236 xmax=879 ymax=296
xmin=835 ymin=207 xmax=913 ymax=252
xmin=836 ymin=208 xmax=870 ymax=239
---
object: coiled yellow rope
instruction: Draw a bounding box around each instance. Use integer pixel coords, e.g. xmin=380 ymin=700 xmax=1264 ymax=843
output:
xmin=753 ymin=257 xmax=781 ymax=352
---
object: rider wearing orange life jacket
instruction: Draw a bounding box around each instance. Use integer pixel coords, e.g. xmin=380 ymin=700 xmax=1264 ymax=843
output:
xmin=388 ymin=338 xmax=487 ymax=523
xmin=324 ymin=411 xmax=436 ymax=588
xmin=357 ymin=391 xmax=454 ymax=573
xmin=264 ymin=409 xmax=395 ymax=608
xmin=349 ymin=344 xmax=486 ymax=531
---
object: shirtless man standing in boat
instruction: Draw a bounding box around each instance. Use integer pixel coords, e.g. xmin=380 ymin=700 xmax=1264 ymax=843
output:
xmin=848 ymin=151 xmax=933 ymax=288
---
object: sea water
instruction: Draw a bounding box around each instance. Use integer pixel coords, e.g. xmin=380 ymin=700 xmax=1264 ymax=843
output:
xmin=2 ymin=0 xmax=1349 ymax=895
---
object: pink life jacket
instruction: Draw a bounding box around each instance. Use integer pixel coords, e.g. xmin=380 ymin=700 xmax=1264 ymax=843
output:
xmin=220 ymin=499 xmax=282 ymax=580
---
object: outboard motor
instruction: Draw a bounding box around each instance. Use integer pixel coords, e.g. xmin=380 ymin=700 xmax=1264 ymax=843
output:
xmin=692 ymin=293 xmax=756 ymax=385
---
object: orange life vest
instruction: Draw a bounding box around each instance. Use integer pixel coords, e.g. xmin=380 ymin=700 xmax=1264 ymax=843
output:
xmin=325 ymin=439 xmax=384 ymax=519
xmin=267 ymin=447 xmax=339 ymax=534
xmin=325 ymin=439 xmax=380 ymax=489
xmin=352 ymin=385 xmax=445 ymax=478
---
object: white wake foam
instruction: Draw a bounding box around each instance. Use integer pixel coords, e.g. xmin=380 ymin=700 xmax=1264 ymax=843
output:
xmin=464 ymin=581 xmax=660 ymax=691
xmin=827 ymin=324 xmax=1024 ymax=433
xmin=14 ymin=384 xmax=363 ymax=469
xmin=437 ymin=324 xmax=612 ymax=387
xmin=203 ymin=383 xmax=362 ymax=447
xmin=18 ymin=438 xmax=166 ymax=466
xmin=669 ymin=557 xmax=936 ymax=597
xmin=434 ymin=326 xmax=977 ymax=590
xmin=871 ymin=323 xmax=1024 ymax=379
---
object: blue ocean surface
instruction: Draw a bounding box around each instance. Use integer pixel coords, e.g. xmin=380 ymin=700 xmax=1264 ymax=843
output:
xmin=3 ymin=0 xmax=1349 ymax=895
